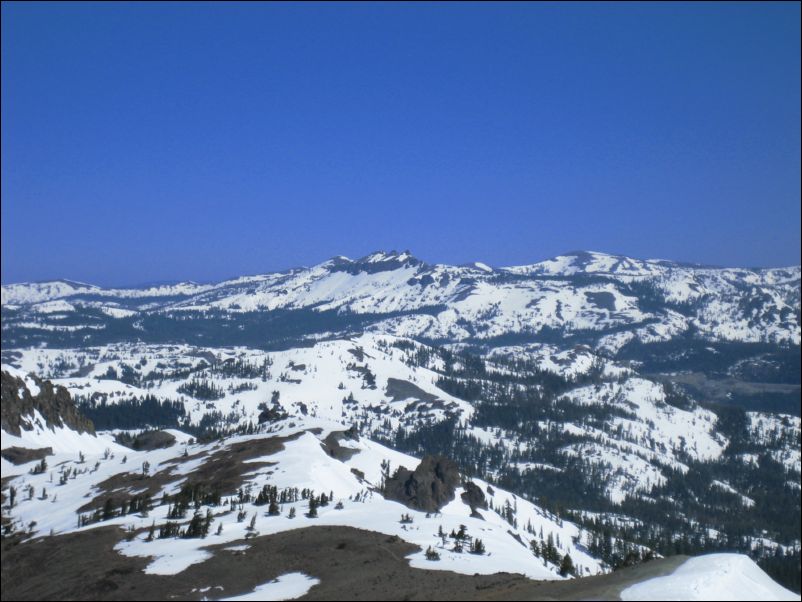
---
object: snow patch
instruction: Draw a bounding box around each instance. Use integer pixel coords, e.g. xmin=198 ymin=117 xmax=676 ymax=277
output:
xmin=620 ymin=553 xmax=800 ymax=601
xmin=220 ymin=572 xmax=320 ymax=601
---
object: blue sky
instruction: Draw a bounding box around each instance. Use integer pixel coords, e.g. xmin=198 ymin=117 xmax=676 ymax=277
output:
xmin=2 ymin=2 xmax=800 ymax=285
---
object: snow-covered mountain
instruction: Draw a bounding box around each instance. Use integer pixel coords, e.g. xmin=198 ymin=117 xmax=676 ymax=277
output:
xmin=1 ymin=367 xmax=798 ymax=601
xmin=0 ymin=367 xmax=604 ymax=597
xmin=2 ymin=250 xmax=800 ymax=600
xmin=6 ymin=333 xmax=782 ymax=506
xmin=2 ymin=251 xmax=799 ymax=352
xmin=3 ymin=333 xmax=798 ymax=563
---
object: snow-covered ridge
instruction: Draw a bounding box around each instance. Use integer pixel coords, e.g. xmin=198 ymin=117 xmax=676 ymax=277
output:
xmin=620 ymin=553 xmax=800 ymax=601
xmin=5 ymin=249 xmax=798 ymax=305
xmin=0 ymin=279 xmax=215 ymax=305
xmin=502 ymin=250 xmax=801 ymax=279
xmin=1 ymin=412 xmax=604 ymax=582
xmin=1 ymin=279 xmax=99 ymax=305
xmin=3 ymin=250 xmax=799 ymax=348
xmin=503 ymin=250 xmax=677 ymax=277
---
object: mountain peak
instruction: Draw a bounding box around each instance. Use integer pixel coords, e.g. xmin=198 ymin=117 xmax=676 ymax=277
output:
xmin=356 ymin=250 xmax=417 ymax=264
xmin=324 ymin=250 xmax=425 ymax=274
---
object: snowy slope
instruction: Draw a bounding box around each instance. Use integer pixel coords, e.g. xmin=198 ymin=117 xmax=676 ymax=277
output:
xmin=620 ymin=553 xmax=800 ymax=601
xmin=555 ymin=378 xmax=726 ymax=503
xmin=2 ymin=335 xmax=799 ymax=599
xmin=1 ymin=415 xmax=603 ymax=581
xmin=6 ymin=334 xmax=473 ymax=435
xmin=4 ymin=406 xmax=795 ymax=600
xmin=5 ymin=332 xmax=794 ymax=510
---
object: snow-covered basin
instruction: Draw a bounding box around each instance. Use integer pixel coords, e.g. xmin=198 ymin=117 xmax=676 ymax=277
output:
xmin=620 ymin=553 xmax=800 ymax=601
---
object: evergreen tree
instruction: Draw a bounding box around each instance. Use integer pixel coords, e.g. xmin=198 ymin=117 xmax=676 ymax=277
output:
xmin=560 ymin=553 xmax=575 ymax=577
xmin=102 ymin=498 xmax=116 ymax=521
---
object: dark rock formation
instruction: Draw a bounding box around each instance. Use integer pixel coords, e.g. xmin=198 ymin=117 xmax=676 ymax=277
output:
xmin=1 ymin=446 xmax=53 ymax=465
xmin=322 ymin=430 xmax=359 ymax=461
xmin=1 ymin=370 xmax=94 ymax=437
xmin=383 ymin=455 xmax=461 ymax=512
xmin=461 ymin=481 xmax=488 ymax=516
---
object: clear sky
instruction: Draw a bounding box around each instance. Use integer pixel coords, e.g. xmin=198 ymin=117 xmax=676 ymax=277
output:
xmin=2 ymin=2 xmax=800 ymax=286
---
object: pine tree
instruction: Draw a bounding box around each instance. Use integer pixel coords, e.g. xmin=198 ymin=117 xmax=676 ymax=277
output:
xmin=102 ymin=498 xmax=115 ymax=521
xmin=203 ymin=509 xmax=213 ymax=536
xmin=546 ymin=532 xmax=559 ymax=564
xmin=380 ymin=459 xmax=391 ymax=491
xmin=184 ymin=510 xmax=205 ymax=538
xmin=560 ymin=553 xmax=575 ymax=577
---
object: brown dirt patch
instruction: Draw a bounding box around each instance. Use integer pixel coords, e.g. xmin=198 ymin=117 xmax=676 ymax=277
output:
xmin=1 ymin=523 xmax=689 ymax=601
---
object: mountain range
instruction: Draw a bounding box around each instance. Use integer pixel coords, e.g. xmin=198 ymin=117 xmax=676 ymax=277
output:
xmin=1 ymin=250 xmax=800 ymax=600
xmin=2 ymin=250 xmax=799 ymax=350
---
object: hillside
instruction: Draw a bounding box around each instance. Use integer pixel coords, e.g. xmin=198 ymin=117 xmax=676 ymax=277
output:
xmin=1 ymin=369 xmax=798 ymax=601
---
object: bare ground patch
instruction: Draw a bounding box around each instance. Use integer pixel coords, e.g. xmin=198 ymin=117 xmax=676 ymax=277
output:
xmin=76 ymin=431 xmax=304 ymax=515
xmin=1 ymin=523 xmax=689 ymax=601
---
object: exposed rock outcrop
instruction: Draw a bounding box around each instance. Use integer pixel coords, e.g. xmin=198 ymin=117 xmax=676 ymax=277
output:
xmin=1 ymin=446 xmax=53 ymax=465
xmin=1 ymin=370 xmax=94 ymax=437
xmin=382 ymin=455 xmax=461 ymax=512
xmin=461 ymin=481 xmax=488 ymax=516
xmin=322 ymin=428 xmax=360 ymax=461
